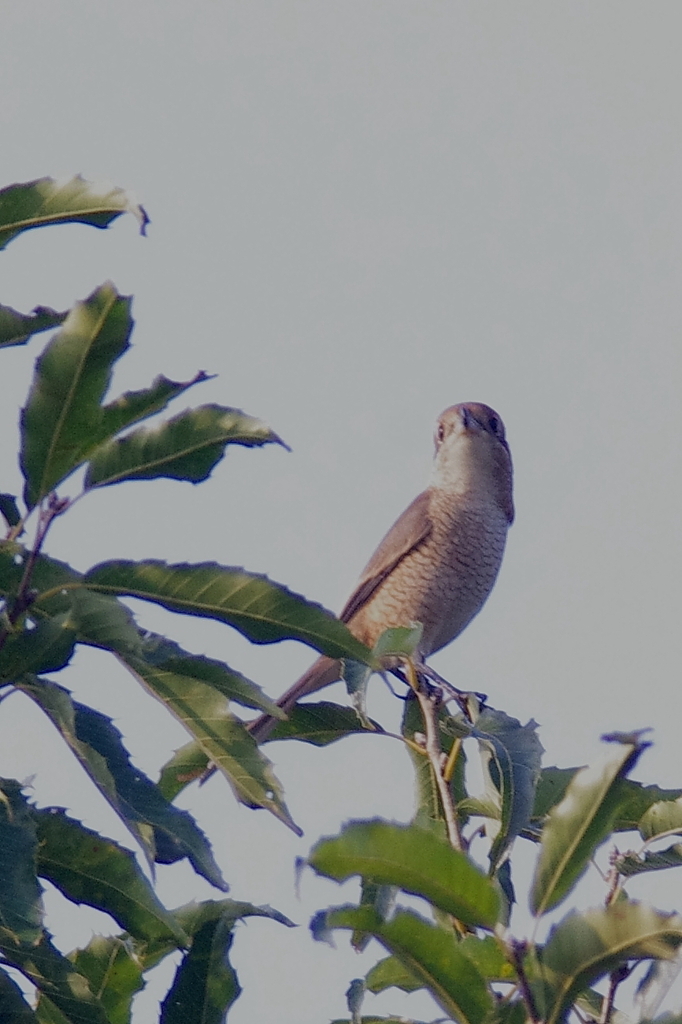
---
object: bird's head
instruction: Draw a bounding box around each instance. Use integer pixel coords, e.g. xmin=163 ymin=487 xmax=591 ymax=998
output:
xmin=430 ymin=403 xmax=514 ymax=523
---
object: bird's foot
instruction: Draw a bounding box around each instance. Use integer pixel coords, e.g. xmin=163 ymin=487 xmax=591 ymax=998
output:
xmin=389 ymin=663 xmax=487 ymax=715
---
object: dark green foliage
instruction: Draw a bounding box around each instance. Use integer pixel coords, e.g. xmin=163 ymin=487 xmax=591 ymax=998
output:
xmin=3 ymin=175 xmax=682 ymax=1024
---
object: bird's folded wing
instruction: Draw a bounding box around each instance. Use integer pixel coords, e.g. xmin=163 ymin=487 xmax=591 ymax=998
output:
xmin=339 ymin=488 xmax=433 ymax=623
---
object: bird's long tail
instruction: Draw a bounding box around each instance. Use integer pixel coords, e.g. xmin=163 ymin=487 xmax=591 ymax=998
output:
xmin=248 ymin=655 xmax=342 ymax=743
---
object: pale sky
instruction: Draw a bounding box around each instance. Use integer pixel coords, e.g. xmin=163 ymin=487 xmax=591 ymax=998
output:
xmin=2 ymin=3 xmax=682 ymax=1021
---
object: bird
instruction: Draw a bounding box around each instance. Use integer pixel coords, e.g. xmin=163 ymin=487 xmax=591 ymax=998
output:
xmin=250 ymin=402 xmax=514 ymax=743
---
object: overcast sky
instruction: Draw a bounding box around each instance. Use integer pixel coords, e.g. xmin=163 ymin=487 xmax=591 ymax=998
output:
xmin=2 ymin=3 xmax=682 ymax=1021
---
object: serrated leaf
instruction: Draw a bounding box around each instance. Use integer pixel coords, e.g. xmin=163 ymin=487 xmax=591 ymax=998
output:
xmin=316 ymin=905 xmax=493 ymax=1024
xmin=617 ymin=845 xmax=682 ymax=877
xmin=471 ymin=709 xmax=543 ymax=872
xmin=84 ymin=559 xmax=375 ymax=662
xmin=133 ymin=633 xmax=284 ymax=716
xmin=0 ymin=614 xmax=77 ymax=682
xmin=530 ymin=736 xmax=649 ymax=916
xmin=120 ymin=644 xmax=301 ymax=834
xmin=97 ymin=371 xmax=211 ymax=441
xmin=0 ymin=931 xmax=109 ymax=1024
xmin=266 ymin=701 xmax=380 ymax=745
xmin=16 ymin=676 xmax=227 ymax=889
xmin=85 ymin=403 xmax=287 ymax=489
xmin=0 ymin=779 xmax=43 ymax=944
xmin=139 ymin=898 xmax=293 ymax=975
xmin=0 ymin=176 xmax=148 ymax=250
xmin=0 ymin=303 xmax=67 ymax=350
xmin=34 ymin=808 xmax=187 ymax=944
xmin=308 ymin=820 xmax=499 ymax=929
xmin=160 ymin=914 xmax=240 ymax=1024
xmin=539 ymin=902 xmax=682 ymax=1024
xmin=20 ymin=283 xmax=134 ymax=508
xmin=65 ymin=588 xmax=142 ymax=655
xmin=0 ymin=547 xmax=142 ymax=659
xmin=68 ymin=936 xmax=144 ymax=1024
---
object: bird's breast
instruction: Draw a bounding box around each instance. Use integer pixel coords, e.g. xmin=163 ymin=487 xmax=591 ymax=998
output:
xmin=348 ymin=496 xmax=509 ymax=656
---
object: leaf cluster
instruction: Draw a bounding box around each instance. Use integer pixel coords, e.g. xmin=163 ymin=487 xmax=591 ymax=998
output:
xmin=2 ymin=177 xmax=682 ymax=1024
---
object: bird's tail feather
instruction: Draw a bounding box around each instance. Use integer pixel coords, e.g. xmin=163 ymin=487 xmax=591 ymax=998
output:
xmin=248 ymin=655 xmax=342 ymax=743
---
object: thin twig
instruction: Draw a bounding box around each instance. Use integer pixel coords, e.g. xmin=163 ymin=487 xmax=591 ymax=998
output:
xmin=599 ymin=964 xmax=631 ymax=1024
xmin=508 ymin=940 xmax=541 ymax=1024
xmin=0 ymin=494 xmax=68 ymax=653
xmin=405 ymin=659 xmax=464 ymax=853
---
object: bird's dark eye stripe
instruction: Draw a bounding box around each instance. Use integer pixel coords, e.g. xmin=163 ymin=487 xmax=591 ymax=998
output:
xmin=489 ymin=416 xmax=499 ymax=433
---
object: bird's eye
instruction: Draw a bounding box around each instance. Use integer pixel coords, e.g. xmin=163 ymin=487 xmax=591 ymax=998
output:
xmin=436 ymin=423 xmax=445 ymax=444
xmin=489 ymin=416 xmax=499 ymax=434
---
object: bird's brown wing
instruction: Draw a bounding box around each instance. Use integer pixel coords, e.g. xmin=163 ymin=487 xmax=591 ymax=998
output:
xmin=339 ymin=488 xmax=433 ymax=623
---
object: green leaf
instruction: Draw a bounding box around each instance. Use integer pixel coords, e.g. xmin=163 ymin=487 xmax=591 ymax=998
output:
xmin=84 ymin=559 xmax=375 ymax=662
xmin=330 ymin=1018 xmax=432 ymax=1024
xmin=617 ymin=845 xmax=682 ymax=877
xmin=97 ymin=371 xmax=211 ymax=441
xmin=0 ymin=493 xmax=21 ymax=528
xmin=372 ymin=625 xmax=423 ymax=659
xmin=471 ymin=708 xmax=543 ymax=872
xmin=367 ymin=936 xmax=514 ymax=993
xmin=85 ymin=403 xmax=287 ymax=489
xmin=399 ymin=696 xmax=466 ymax=839
xmin=265 ymin=701 xmax=380 ymax=745
xmin=65 ymin=587 xmax=142 ymax=655
xmin=122 ymin=646 xmax=301 ymax=834
xmin=530 ymin=734 xmax=649 ymax=916
xmin=131 ymin=633 xmax=285 ymax=716
xmin=140 ymin=899 xmax=293 ymax=976
xmin=0 ymin=779 xmax=43 ymax=944
xmin=614 ymin=780 xmax=682 ymax=832
xmin=365 ymin=955 xmax=423 ymax=994
xmin=351 ymin=880 xmax=396 ymax=953
xmin=16 ymin=676 xmax=227 ymax=889
xmin=0 ymin=967 xmax=37 ymax=1019
xmin=639 ymin=797 xmax=682 ymax=840
xmin=20 ymin=282 xmax=134 ymax=508
xmin=539 ymin=902 xmax=682 ymax=1024
xmin=68 ymin=936 xmax=144 ymax=1024
xmin=0 ymin=303 xmax=67 ymax=350
xmin=34 ymin=808 xmax=187 ymax=944
xmin=531 ymin=766 xmax=580 ymax=825
xmin=0 ymin=542 xmax=81 ymax=618
xmin=308 ymin=820 xmax=499 ymax=929
xmin=0 ymin=176 xmax=148 ymax=250
xmin=160 ymin=914 xmax=240 ymax=1024
xmin=459 ymin=934 xmax=516 ymax=982
xmin=0 ymin=614 xmax=77 ymax=683
xmin=158 ymin=741 xmax=210 ymax=802
xmin=330 ymin=1019 xmax=436 ymax=1024
xmin=17 ymin=310 xmax=203 ymax=511
xmin=315 ymin=905 xmax=493 ymax=1024
xmin=0 ymin=931 xmax=109 ymax=1024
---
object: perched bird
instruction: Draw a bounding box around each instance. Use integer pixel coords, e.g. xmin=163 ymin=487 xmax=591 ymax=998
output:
xmin=250 ymin=403 xmax=514 ymax=742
